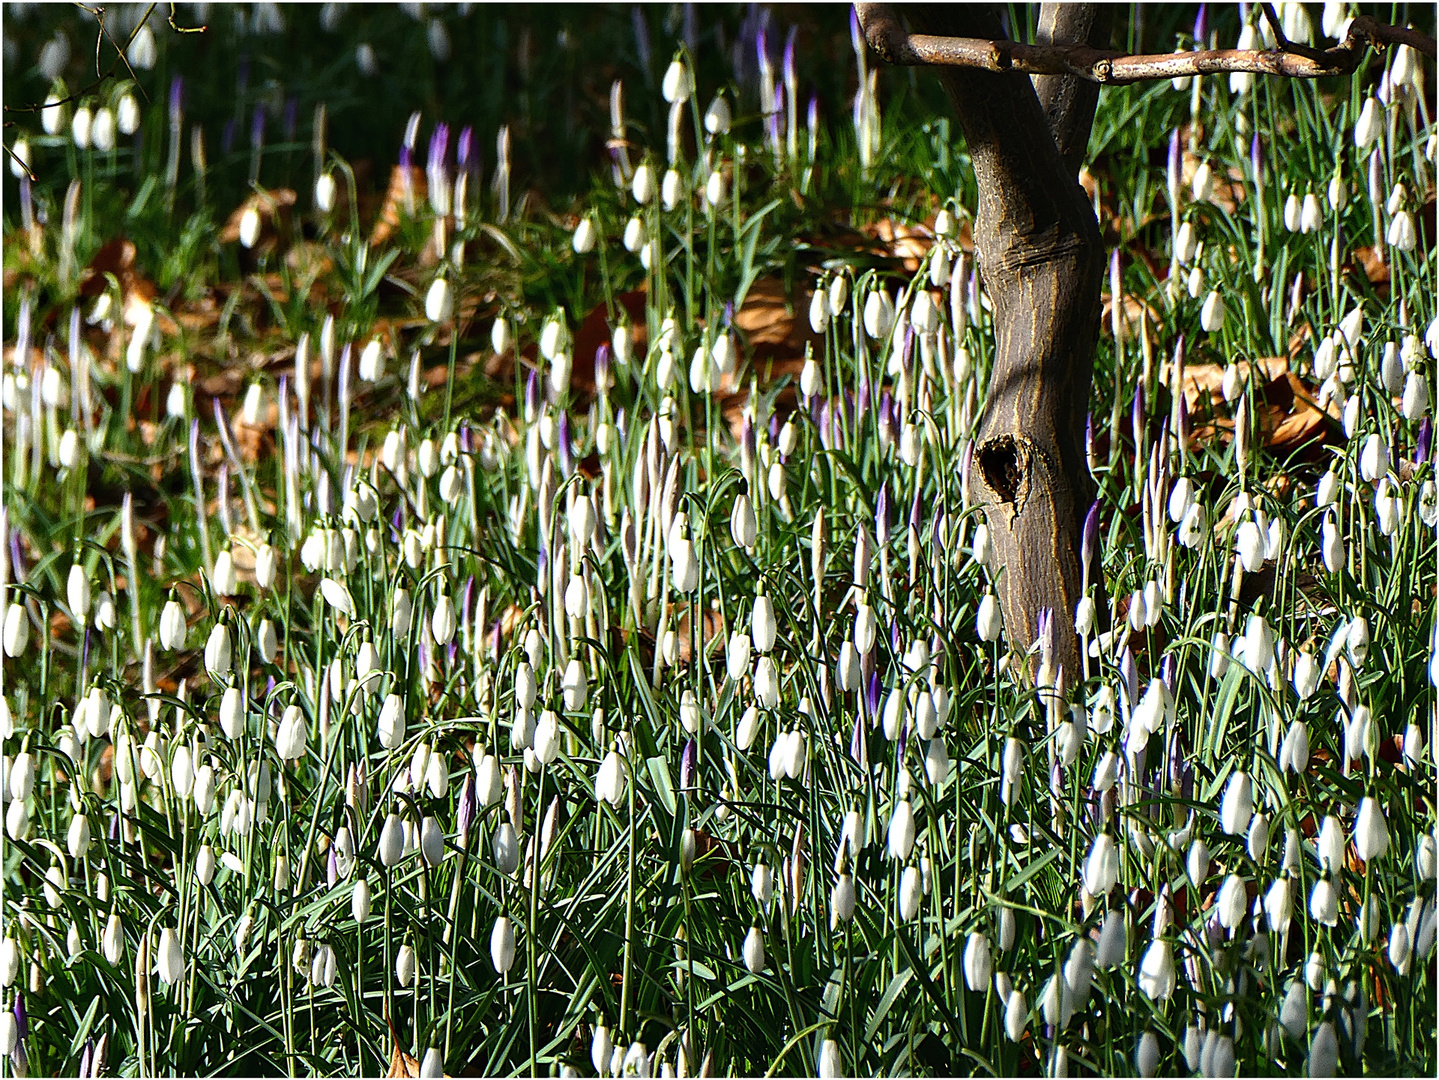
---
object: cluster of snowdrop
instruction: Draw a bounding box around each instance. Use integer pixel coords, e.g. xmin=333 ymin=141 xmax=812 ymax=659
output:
xmin=3 ymin=9 xmax=1438 ymax=1079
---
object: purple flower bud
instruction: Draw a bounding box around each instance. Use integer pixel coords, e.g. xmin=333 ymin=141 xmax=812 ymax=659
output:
xmin=1167 ymin=130 xmax=1181 ymax=194
xmin=901 ymin=325 xmax=916 ymax=371
xmin=724 ymin=300 xmax=735 ymax=328
xmin=456 ymin=126 xmax=475 ymax=171
xmin=1193 ymin=3 xmax=1208 ymax=43
xmin=874 ymin=483 xmax=890 ymax=544
xmin=595 ymin=343 xmax=611 ymax=393
xmin=459 ymin=420 xmax=473 ymax=454
xmin=895 ymin=721 xmax=907 ymax=761
xmin=680 ymin=737 xmax=698 ymax=791
xmin=1081 ymin=501 xmax=1101 ymax=577
xmin=490 ymin=619 xmax=503 ymax=665
xmin=250 ymin=105 xmax=266 ymax=152
xmin=768 ymin=412 xmax=782 ymax=446
xmin=1179 ymin=763 xmax=1194 ymax=802
xmin=399 ymin=143 xmax=412 ymax=170
xmin=236 ymin=55 xmax=250 ymax=97
xmin=18 ymin=176 xmax=33 ymax=230
xmin=110 ymin=812 xmax=120 ymax=841
xmin=390 ymin=507 xmax=404 ymax=543
xmin=1249 ymin=135 xmax=1262 ymax=181
xmin=908 ymin=489 xmax=923 ymax=533
xmin=889 ymin=619 xmax=901 ymax=654
xmin=807 ymin=95 xmax=819 ymax=136
xmin=13 ymin=993 xmax=26 ymax=1042
xmin=457 ymin=769 xmax=476 ymax=840
xmin=536 ymin=544 xmax=548 ymax=585
xmin=757 ymin=25 xmax=770 ymax=73
xmin=1131 ymin=383 xmax=1145 ymax=444
xmin=1160 ymin=653 xmax=1176 ymax=695
xmin=221 ymin=118 xmax=238 ymax=155
xmin=447 ymin=637 xmax=457 ymax=666
xmin=850 ymin=713 xmax=865 ymax=763
xmin=1417 ymin=418 xmax=1432 ymax=464
xmin=784 ymin=26 xmax=798 ymax=85
xmin=327 ymin=846 xmax=338 ymax=888
xmin=856 ymin=372 xmax=870 ymax=421
xmin=428 ymin=122 xmax=450 ymax=177
xmin=557 ymin=413 xmax=574 ymax=475
xmin=79 ymin=1038 xmax=93 ymax=1080
xmin=865 ymin=671 xmax=881 ymax=718
xmin=632 ymin=6 xmax=652 ymax=71
xmin=283 ymin=97 xmax=299 ymax=143
xmin=1119 ymin=647 xmax=1138 ymax=711
xmin=525 ymin=369 xmax=541 ymax=418
xmin=1050 ymin=761 xmax=1064 ymax=797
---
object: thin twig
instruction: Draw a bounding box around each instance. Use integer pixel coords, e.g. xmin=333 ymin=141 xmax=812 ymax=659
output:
xmin=854 ymin=4 xmax=1435 ymax=85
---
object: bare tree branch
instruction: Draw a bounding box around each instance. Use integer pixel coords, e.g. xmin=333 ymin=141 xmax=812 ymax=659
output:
xmin=855 ymin=4 xmax=1435 ymax=85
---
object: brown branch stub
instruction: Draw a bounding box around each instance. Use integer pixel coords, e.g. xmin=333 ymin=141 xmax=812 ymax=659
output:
xmin=854 ymin=4 xmax=1436 ymax=85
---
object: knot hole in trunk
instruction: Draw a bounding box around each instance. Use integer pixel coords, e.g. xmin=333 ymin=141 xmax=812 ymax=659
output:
xmin=977 ymin=435 xmax=1032 ymax=517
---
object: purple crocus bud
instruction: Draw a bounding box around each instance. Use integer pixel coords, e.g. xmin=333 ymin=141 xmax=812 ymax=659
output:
xmin=850 ymin=714 xmax=865 ymax=762
xmin=1081 ymin=501 xmax=1100 ymax=578
xmin=13 ymin=993 xmax=26 ymax=1043
xmin=874 ymin=483 xmax=890 ymax=544
xmin=631 ymin=6 xmax=652 ymax=71
xmin=768 ymin=412 xmax=781 ymax=446
xmin=849 ymin=7 xmax=862 ymax=52
xmin=326 ymin=846 xmax=338 ymax=888
xmin=724 ymin=300 xmax=735 ymax=328
xmin=865 ymin=671 xmax=881 ymax=718
xmin=169 ymin=75 xmax=185 ymax=121
xmin=683 ymin=2 xmax=697 ymax=51
xmin=236 ymin=55 xmax=250 ymax=97
xmin=557 ymin=412 xmax=574 ymax=476
xmin=1416 ymin=418 xmax=1432 ymax=464
xmin=79 ymin=1038 xmax=94 ymax=1080
xmin=390 ymin=507 xmax=403 ymax=543
xmin=1250 ymin=135 xmax=1262 ymax=182
xmin=221 ymin=118 xmax=238 ymax=155
xmin=399 ymin=142 xmax=412 ymax=170
xmin=1167 ymin=129 xmax=1181 ymax=197
xmin=757 ymin=25 xmax=770 ymax=75
xmin=447 ymin=638 xmax=457 ymax=665
xmin=456 ymin=126 xmax=474 ymax=171
xmin=283 ymin=97 xmax=299 ymax=142
xmin=459 ymin=420 xmax=473 ymax=454
xmin=461 ymin=577 xmax=475 ymax=637
xmin=524 ymin=369 xmax=541 ymax=421
xmin=856 ymin=371 xmax=870 ymax=420
xmin=889 ymin=619 xmax=901 ymax=654
xmin=490 ymin=619 xmax=503 ymax=666
xmin=784 ymin=27 xmax=798 ymax=85
xmin=1131 ymin=383 xmax=1145 ymax=445
xmin=895 ymin=721 xmax=907 ymax=761
xmin=109 ymin=811 xmax=121 ymax=841
xmin=429 ymin=122 xmax=450 ymax=173
xmin=1193 ymin=3 xmax=1208 ymax=43
xmin=456 ymin=769 xmax=476 ymax=841
xmin=808 ymin=95 xmax=819 ymax=136
xmin=1179 ymin=763 xmax=1194 ymax=802
xmin=908 ymin=489 xmax=923 ymax=533
xmin=250 ymin=105 xmax=266 ymax=152
xmin=18 ymin=176 xmax=33 ymax=230
xmin=680 ymin=737 xmax=698 ymax=791
xmin=1160 ymin=653 xmax=1176 ymax=695
xmin=1119 ymin=647 xmax=1138 ymax=712
xmin=1050 ymin=762 xmax=1064 ymax=797
xmin=595 ymin=343 xmax=611 ymax=395
xmin=536 ymin=544 xmax=548 ymax=586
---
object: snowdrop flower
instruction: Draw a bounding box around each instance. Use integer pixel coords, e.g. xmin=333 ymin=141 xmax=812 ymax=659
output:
xmin=1191 ymin=160 xmax=1215 ymax=202
xmin=1199 ymin=290 xmax=1225 ymax=333
xmin=1321 ymin=514 xmax=1344 ymax=573
xmin=204 ymin=622 xmax=232 ymax=679
xmin=156 ymin=927 xmax=184 ymax=986
xmin=1175 ymin=221 xmax=1198 ymax=264
xmin=490 ymin=916 xmax=517 ymax=975
xmin=1309 ymin=1021 xmax=1339 ymax=1078
xmin=425 ymin=276 xmax=453 ymax=322
xmin=863 ymin=289 xmax=895 ymax=341
xmin=1137 ymin=940 xmax=1175 ymax=1000
xmin=661 ymin=59 xmax=691 ymax=104
xmin=888 ymin=799 xmax=916 ymax=861
xmin=212 ymin=549 xmax=238 ymax=596
xmin=1083 ymin=833 xmax=1119 ymax=897
xmin=705 ymin=169 xmax=726 ymax=208
xmin=817 ymin=1039 xmax=843 ymax=1079
xmin=742 ymin=925 xmax=765 ymax=973
xmin=1354 ymin=96 xmax=1382 ymax=148
xmin=660 ymin=169 xmax=682 ymax=210
xmin=1353 ymin=797 xmax=1388 ymax=861
xmin=1004 ymin=990 xmax=1027 ymax=1041
xmin=1220 ymin=771 xmax=1253 ymax=836
xmin=963 ymin=933 xmax=992 ymax=991
xmin=1309 ymin=875 xmax=1339 ymax=926
xmin=1402 ymin=372 xmax=1430 ymax=420
xmin=977 ymin=594 xmax=1003 ymax=642
xmin=1387 ymin=211 xmax=1417 ymax=252
xmin=1136 ymin=1031 xmax=1160 ymax=1078
xmin=703 ymin=94 xmax=731 ymax=136
xmin=275 ymin=705 xmax=307 ymax=760
xmin=1301 ymin=192 xmax=1323 ymax=233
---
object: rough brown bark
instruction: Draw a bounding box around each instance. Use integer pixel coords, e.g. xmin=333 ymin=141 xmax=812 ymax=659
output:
xmin=866 ymin=3 xmax=1106 ymax=682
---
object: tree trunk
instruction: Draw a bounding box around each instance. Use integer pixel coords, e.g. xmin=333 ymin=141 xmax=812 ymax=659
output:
xmin=870 ymin=4 xmax=1109 ymax=684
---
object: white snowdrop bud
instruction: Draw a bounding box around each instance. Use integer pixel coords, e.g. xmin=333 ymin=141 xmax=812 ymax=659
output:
xmin=425 ymin=276 xmax=453 ymax=323
xmin=378 ymin=813 xmax=405 ymax=866
xmin=1083 ymin=833 xmax=1120 ymax=897
xmin=157 ymin=927 xmax=185 ymax=986
xmin=1220 ymin=771 xmax=1253 ymax=836
xmin=1354 ymin=96 xmax=1382 ymax=148
xmin=396 ymin=944 xmax=417 ymax=987
xmin=752 ymin=596 xmax=777 ymax=653
xmin=632 ymin=163 xmax=656 ymax=205
xmin=420 ymin=815 xmax=445 ymax=866
xmin=1004 ymin=990 xmax=1028 ymax=1041
xmin=705 ymin=170 xmax=726 ymax=208
xmin=205 ymin=622 xmax=232 ymax=679
xmin=592 ymin=1026 xmax=614 ymax=1075
xmin=352 ymin=877 xmax=371 ymax=923
xmin=661 ymin=59 xmax=691 ymax=104
xmin=1354 ymin=797 xmax=1388 ymax=861
xmin=863 ymin=290 xmax=895 ymax=341
xmin=562 ymin=660 xmax=588 ymax=711
xmin=963 ymin=933 xmax=992 ymax=991
xmin=378 ymin=694 xmax=405 ymax=750
xmin=742 ymin=925 xmax=765 ymax=973
xmin=977 ymin=594 xmax=1003 ymax=642
xmin=1402 ymin=372 xmax=1430 ymax=420
xmin=752 ymin=861 xmax=774 ymax=905
xmin=432 ymin=594 xmax=457 ymax=646
xmin=1309 ymin=876 xmax=1339 ymax=926
xmin=315 ymin=171 xmax=337 ymax=212
xmin=661 ymin=168 xmax=682 ymax=210
xmin=1200 ymin=290 xmax=1225 ymax=333
xmin=888 ymin=799 xmax=916 ymax=861
xmin=703 ymin=95 xmax=731 ymax=136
